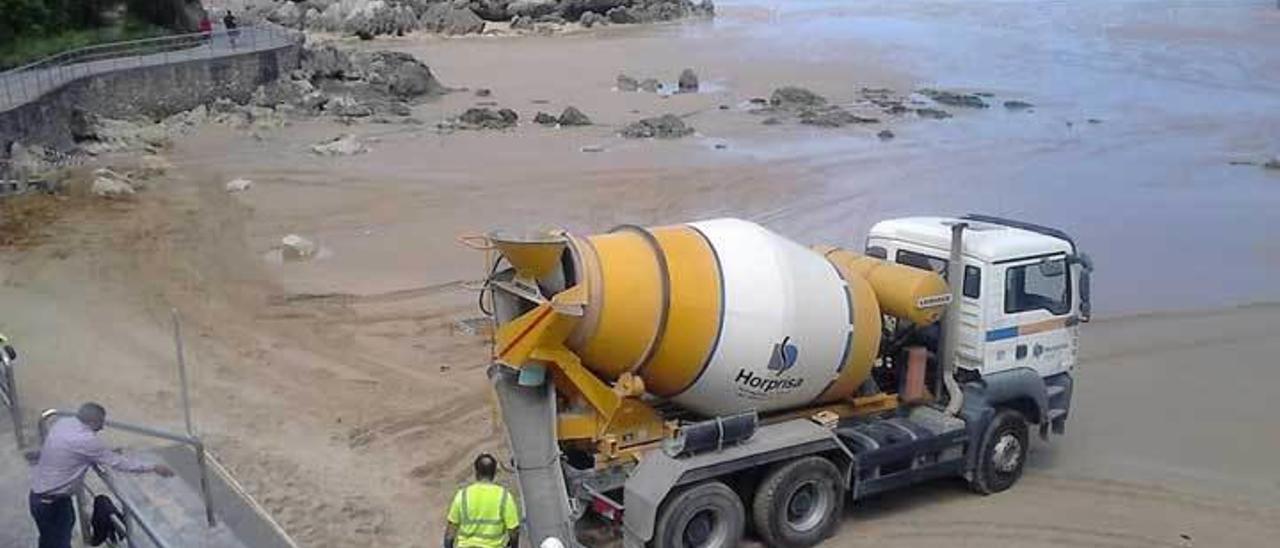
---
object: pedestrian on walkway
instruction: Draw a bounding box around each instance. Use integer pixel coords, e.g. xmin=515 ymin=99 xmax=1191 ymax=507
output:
xmin=199 ymin=13 xmax=213 ymax=42
xmin=29 ymin=402 xmax=174 ymax=548
xmin=444 ymin=453 xmax=521 ymax=548
xmin=223 ymin=11 xmax=240 ymax=48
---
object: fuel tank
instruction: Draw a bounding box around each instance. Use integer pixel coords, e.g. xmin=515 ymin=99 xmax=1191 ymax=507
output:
xmin=492 ymin=218 xmax=947 ymax=417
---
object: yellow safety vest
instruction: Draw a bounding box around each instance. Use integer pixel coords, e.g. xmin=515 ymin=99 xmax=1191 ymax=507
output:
xmin=448 ymin=482 xmax=520 ymax=548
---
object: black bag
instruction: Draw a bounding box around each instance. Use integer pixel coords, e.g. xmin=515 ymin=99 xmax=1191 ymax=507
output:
xmin=90 ymin=494 xmax=126 ymax=546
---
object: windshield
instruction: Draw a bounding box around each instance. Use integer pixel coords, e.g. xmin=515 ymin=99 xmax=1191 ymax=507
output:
xmin=1005 ymin=257 xmax=1071 ymax=315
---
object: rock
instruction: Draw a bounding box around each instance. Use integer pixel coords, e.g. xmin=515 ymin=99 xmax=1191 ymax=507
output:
xmin=677 ymin=68 xmax=699 ymax=93
xmin=311 ymin=134 xmax=369 ymax=156
xmin=770 ymin=87 xmax=826 ymax=109
xmin=138 ymin=154 xmax=173 ymax=177
xmin=360 ymin=51 xmax=444 ymax=98
xmin=798 ymin=107 xmax=878 ymax=128
xmin=387 ymin=102 xmax=413 ymax=116
xmin=508 ymin=0 xmax=558 ymax=18
xmin=617 ymin=74 xmax=639 ymax=92
xmin=1263 ymin=156 xmax=1280 ymax=170
xmin=421 ymin=4 xmax=486 ymax=35
xmin=510 ymin=15 xmax=534 ymax=29
xmin=326 ymin=96 xmax=375 ymax=118
xmin=91 ymin=169 xmax=135 ymax=197
xmin=281 ymin=234 xmax=318 ymax=261
xmin=885 ymin=104 xmax=909 ymax=115
xmin=557 ymin=106 xmax=592 ymax=126
xmin=475 ymin=88 xmax=492 ymax=97
xmin=533 ymin=112 xmax=558 ymax=125
xmin=580 ymin=11 xmax=606 ymax=27
xmin=915 ymin=108 xmax=952 ymax=120
xmin=718 ymin=104 xmax=729 ymax=110
xmin=580 ymin=145 xmax=605 ymax=153
xmin=299 ymin=91 xmax=331 ymax=111
xmin=639 ymin=78 xmax=661 ymax=93
xmin=1003 ymin=100 xmax=1034 ymax=110
xmin=301 ymin=45 xmax=354 ymax=79
xmin=919 ymin=89 xmax=988 ymax=108
xmin=748 ymin=97 xmax=768 ymax=105
xmin=714 ymin=143 xmax=727 ymax=150
xmin=270 ymin=1 xmax=306 ymax=28
xmin=761 ymin=117 xmax=782 ymax=125
xmin=458 ymin=107 xmax=519 ymax=129
xmin=621 ymin=114 xmax=694 ymax=139
xmin=877 ymin=129 xmax=895 ymax=140
xmin=70 ymin=109 xmax=99 ymax=142
xmin=606 ymin=6 xmax=637 ymax=23
xmin=1087 ymin=118 xmax=1103 ymax=124
xmin=225 ymin=178 xmax=254 ymax=192
xmin=469 ymin=0 xmax=511 ymax=21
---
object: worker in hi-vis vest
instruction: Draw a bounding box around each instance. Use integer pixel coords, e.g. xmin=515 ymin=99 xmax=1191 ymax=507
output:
xmin=445 ymin=453 xmax=521 ymax=548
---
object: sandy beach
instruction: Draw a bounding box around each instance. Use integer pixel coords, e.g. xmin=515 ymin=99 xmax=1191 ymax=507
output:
xmin=3 ymin=1 xmax=1279 ymax=546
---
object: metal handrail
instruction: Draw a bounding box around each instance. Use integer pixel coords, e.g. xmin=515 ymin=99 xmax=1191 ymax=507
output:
xmin=1 ymin=23 xmax=298 ymax=112
xmin=38 ymin=408 xmax=218 ymax=546
xmin=0 ymin=343 xmax=23 ymax=449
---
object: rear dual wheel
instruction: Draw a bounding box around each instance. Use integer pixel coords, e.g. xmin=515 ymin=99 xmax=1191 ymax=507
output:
xmin=653 ymin=481 xmax=744 ymax=548
xmin=752 ymin=457 xmax=845 ymax=548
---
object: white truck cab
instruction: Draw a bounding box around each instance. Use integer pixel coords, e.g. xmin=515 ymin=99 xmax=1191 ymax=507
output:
xmin=866 ymin=215 xmax=1093 ymax=380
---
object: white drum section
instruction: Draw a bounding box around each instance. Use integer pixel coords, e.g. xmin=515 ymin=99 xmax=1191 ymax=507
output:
xmin=673 ymin=219 xmax=853 ymax=416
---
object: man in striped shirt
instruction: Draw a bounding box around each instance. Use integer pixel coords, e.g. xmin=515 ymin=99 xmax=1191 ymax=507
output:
xmin=29 ymin=402 xmax=174 ymax=548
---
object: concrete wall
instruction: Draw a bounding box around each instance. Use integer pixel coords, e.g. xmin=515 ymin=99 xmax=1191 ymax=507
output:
xmin=0 ymin=43 xmax=299 ymax=159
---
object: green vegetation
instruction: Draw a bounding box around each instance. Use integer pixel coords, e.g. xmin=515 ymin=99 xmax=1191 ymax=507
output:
xmin=0 ymin=0 xmax=184 ymax=69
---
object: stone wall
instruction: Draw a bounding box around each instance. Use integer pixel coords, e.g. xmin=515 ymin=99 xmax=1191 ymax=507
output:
xmin=0 ymin=43 xmax=300 ymax=159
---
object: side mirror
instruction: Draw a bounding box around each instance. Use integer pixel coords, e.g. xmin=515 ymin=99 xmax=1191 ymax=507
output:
xmin=1038 ymin=258 xmax=1065 ymax=277
xmin=2 ymin=345 xmax=14 ymax=363
xmin=1079 ymin=268 xmax=1092 ymax=323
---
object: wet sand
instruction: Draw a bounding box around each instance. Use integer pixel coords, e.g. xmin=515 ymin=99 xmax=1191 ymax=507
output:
xmin=3 ymin=1 xmax=1280 ymax=546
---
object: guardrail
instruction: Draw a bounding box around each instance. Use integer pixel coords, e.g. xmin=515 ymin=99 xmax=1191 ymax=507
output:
xmin=38 ymin=408 xmax=216 ymax=548
xmin=1 ymin=24 xmax=296 ymax=112
xmin=0 ymin=337 xmax=23 ymax=450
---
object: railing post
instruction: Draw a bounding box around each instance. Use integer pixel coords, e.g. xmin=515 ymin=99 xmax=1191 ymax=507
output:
xmin=196 ymin=443 xmax=217 ymax=527
xmin=2 ymin=353 xmax=24 ymax=449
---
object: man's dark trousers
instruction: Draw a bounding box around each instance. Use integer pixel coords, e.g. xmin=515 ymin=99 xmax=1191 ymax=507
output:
xmin=29 ymin=491 xmax=75 ymax=548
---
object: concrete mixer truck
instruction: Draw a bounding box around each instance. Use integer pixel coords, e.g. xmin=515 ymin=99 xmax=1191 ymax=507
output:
xmin=469 ymin=214 xmax=1092 ymax=548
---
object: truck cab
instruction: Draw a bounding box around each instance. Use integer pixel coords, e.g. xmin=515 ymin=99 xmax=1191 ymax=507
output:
xmin=867 ymin=215 xmax=1091 ymax=378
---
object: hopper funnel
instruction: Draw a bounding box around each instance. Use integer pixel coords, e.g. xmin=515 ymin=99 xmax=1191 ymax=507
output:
xmin=489 ymin=230 xmax=566 ymax=287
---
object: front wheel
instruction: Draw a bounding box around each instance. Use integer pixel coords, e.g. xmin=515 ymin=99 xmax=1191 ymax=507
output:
xmin=970 ymin=408 xmax=1029 ymax=494
xmin=752 ymin=456 xmax=844 ymax=548
xmin=652 ymin=480 xmax=745 ymax=548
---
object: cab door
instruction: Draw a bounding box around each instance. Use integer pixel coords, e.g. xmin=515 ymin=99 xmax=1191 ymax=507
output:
xmin=987 ymin=255 xmax=1075 ymax=378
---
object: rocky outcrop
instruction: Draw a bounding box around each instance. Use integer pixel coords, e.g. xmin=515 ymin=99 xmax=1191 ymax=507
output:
xmin=621 ymin=114 xmax=693 ymax=138
xmin=557 ymin=106 xmax=592 ymax=126
xmin=456 ymin=107 xmax=519 ymax=129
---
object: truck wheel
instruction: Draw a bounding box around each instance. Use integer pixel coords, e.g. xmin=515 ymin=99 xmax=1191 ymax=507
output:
xmin=751 ymin=456 xmax=844 ymax=548
xmin=970 ymin=408 xmax=1029 ymax=495
xmin=653 ymin=480 xmax=745 ymax=548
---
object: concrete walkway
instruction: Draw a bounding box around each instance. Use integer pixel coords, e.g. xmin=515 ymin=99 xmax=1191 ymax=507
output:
xmin=0 ymin=27 xmax=292 ymax=113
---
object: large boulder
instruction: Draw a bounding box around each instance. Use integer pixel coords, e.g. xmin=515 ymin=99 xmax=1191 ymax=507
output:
xmin=606 ymin=6 xmax=637 ymax=23
xmin=558 ymin=106 xmax=592 ymax=126
xmin=469 ymin=0 xmax=512 ymax=21
xmin=508 ymin=0 xmax=558 ymax=18
xmin=270 ymin=1 xmax=306 ymax=28
xmin=677 ymin=68 xmax=698 ymax=93
xmin=311 ymin=134 xmax=369 ymax=156
xmin=770 ymin=86 xmax=827 ymax=110
xmin=579 ymin=11 xmax=606 ymax=27
xmin=617 ymin=74 xmax=639 ymax=92
xmin=360 ymin=51 xmax=444 ymax=98
xmin=458 ymin=107 xmax=519 ymax=129
xmin=421 ymin=4 xmax=486 ymax=34
xmin=621 ymin=114 xmax=694 ymax=139
xmin=301 ymin=45 xmax=355 ymax=80
xmin=91 ymin=168 xmax=136 ymax=197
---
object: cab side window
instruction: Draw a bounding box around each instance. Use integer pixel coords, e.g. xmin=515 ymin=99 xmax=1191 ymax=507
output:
xmin=896 ymin=250 xmax=981 ymax=298
xmin=1004 ymin=258 xmax=1070 ymax=315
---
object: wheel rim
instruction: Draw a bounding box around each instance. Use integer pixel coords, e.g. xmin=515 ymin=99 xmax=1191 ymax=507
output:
xmin=992 ymin=433 xmax=1022 ymax=474
xmin=784 ymin=480 xmax=831 ymax=532
xmin=683 ymin=508 xmax=727 ymax=547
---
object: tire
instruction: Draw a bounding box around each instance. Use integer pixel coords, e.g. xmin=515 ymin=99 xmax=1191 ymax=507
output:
xmin=652 ymin=480 xmax=745 ymax=548
xmin=970 ymin=408 xmax=1029 ymax=495
xmin=751 ymin=457 xmax=844 ymax=548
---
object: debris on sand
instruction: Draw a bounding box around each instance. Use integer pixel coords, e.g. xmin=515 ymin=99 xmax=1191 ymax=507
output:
xmin=877 ymin=129 xmax=895 ymax=140
xmin=91 ymin=169 xmax=135 ymax=198
xmin=770 ymin=87 xmax=827 ymax=109
xmin=558 ymin=106 xmax=592 ymax=126
xmin=475 ymin=88 xmax=492 ymax=97
xmin=915 ymin=108 xmax=953 ymax=120
xmin=799 ymin=108 xmax=878 ymax=128
xmin=311 ymin=134 xmax=369 ymax=156
xmin=621 ymin=114 xmax=694 ymax=139
xmin=1004 ymin=100 xmax=1034 ymax=110
xmin=225 ymin=178 xmax=254 ymax=193
xmin=678 ymin=68 xmax=699 ymax=93
xmin=761 ymin=117 xmax=782 ymax=125
xmin=1087 ymin=118 xmax=1103 ymax=124
xmin=281 ymin=234 xmax=318 ymax=261
xmin=457 ymin=107 xmax=519 ymax=129
xmin=533 ymin=112 xmax=559 ymax=125
xmin=581 ymin=145 xmax=605 ymax=153
xmin=617 ymin=74 xmax=640 ymax=92
xmin=919 ymin=89 xmax=988 ymax=108
xmin=639 ymin=78 xmax=661 ymax=93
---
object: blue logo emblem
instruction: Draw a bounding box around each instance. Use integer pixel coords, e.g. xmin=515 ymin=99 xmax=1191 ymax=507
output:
xmin=767 ymin=337 xmax=799 ymax=375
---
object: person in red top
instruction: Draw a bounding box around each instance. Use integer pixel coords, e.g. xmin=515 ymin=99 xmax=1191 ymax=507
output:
xmin=198 ymin=13 xmax=213 ymax=41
